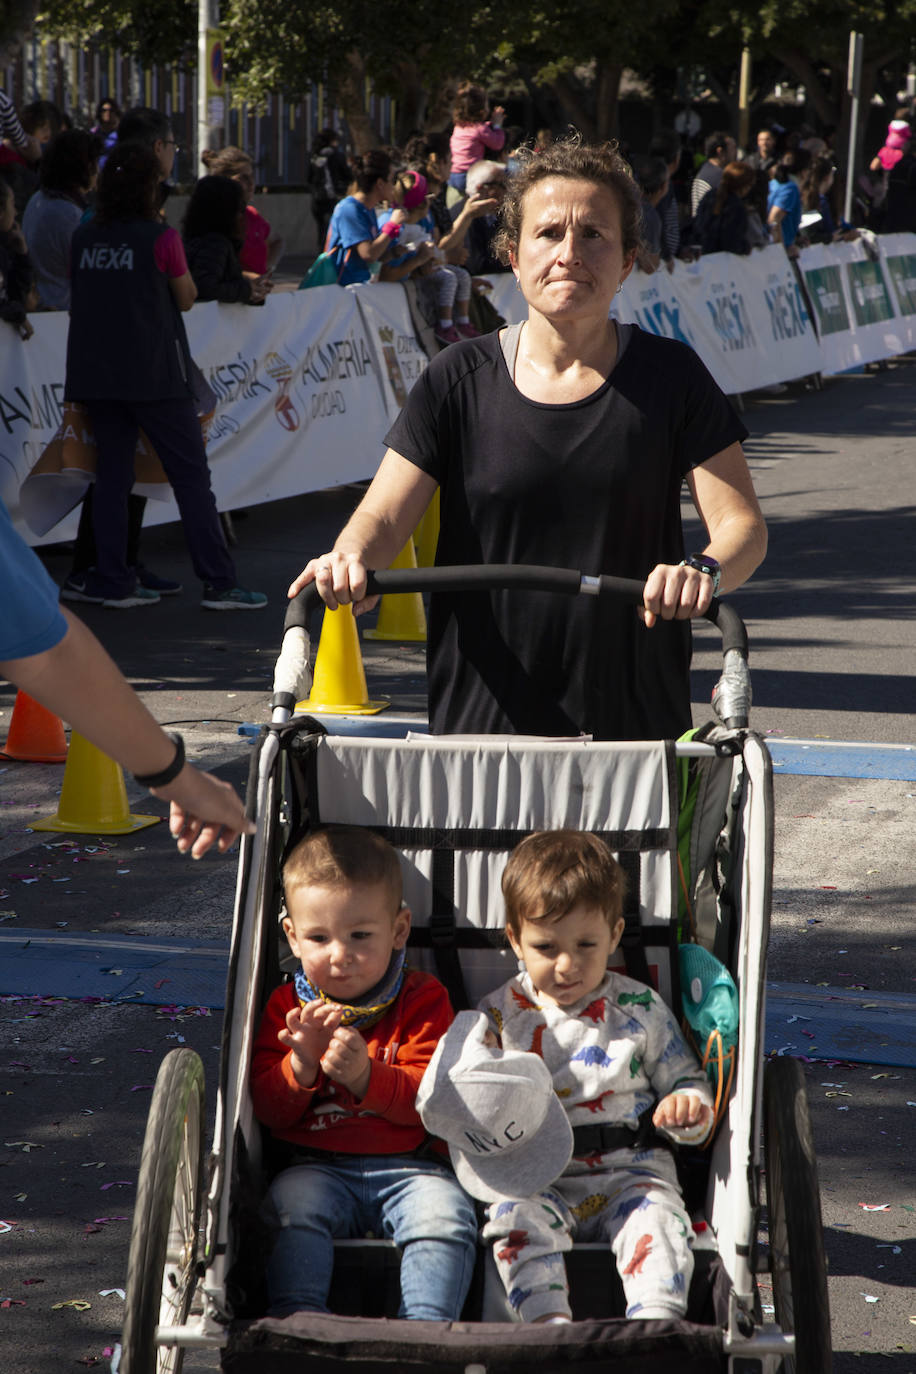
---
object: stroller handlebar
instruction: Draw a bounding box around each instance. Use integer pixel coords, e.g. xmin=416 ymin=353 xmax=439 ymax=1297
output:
xmin=279 ymin=565 xmax=751 ymax=728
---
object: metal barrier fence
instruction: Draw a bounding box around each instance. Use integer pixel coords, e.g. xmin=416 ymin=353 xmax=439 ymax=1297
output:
xmin=2 ymin=37 xmax=395 ymax=186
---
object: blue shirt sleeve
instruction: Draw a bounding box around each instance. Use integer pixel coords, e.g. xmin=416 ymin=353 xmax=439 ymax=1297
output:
xmin=0 ymin=498 xmax=68 ymax=660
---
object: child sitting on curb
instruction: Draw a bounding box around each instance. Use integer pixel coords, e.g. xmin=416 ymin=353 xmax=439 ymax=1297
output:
xmin=418 ymin=829 xmax=712 ymax=1325
xmin=251 ymin=824 xmax=477 ymax=1320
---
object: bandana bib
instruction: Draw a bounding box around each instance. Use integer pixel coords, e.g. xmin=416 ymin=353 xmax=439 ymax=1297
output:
xmin=294 ymin=947 xmax=407 ymax=1030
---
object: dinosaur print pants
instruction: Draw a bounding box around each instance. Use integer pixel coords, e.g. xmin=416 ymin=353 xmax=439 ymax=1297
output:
xmin=483 ymin=1148 xmax=694 ymax=1322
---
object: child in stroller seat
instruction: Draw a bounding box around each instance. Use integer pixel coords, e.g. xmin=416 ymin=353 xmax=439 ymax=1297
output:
xmin=250 ymin=825 xmax=477 ymax=1320
xmin=418 ymin=830 xmax=713 ymax=1325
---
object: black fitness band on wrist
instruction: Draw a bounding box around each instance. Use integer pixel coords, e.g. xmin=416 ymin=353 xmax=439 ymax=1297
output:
xmin=133 ymin=732 xmax=185 ymax=788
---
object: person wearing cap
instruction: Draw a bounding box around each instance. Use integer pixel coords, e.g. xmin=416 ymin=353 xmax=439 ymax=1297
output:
xmin=434 ymin=831 xmax=713 ymax=1325
xmin=250 ymin=825 xmax=477 ymax=1320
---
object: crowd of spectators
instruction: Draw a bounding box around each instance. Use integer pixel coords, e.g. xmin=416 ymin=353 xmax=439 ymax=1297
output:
xmin=1 ymin=83 xmax=915 ymax=352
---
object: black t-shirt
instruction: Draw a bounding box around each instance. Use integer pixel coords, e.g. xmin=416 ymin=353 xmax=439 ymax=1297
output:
xmin=384 ymin=326 xmax=748 ymax=741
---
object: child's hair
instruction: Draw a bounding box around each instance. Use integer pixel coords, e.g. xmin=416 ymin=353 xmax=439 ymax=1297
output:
xmin=182 ymin=174 xmax=246 ymax=243
xmin=452 ymin=82 xmax=489 ymax=125
xmin=502 ymin=830 xmax=625 ymax=937
xmin=284 ymin=825 xmax=403 ymax=909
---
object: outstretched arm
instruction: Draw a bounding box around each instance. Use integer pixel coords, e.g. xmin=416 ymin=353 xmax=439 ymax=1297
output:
xmin=2 ymin=610 xmax=253 ymax=857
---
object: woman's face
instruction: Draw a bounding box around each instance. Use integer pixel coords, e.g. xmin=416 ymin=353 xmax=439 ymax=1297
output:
xmin=510 ymin=177 xmax=636 ymax=324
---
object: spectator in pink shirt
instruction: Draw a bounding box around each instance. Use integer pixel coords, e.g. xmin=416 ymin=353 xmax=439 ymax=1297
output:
xmin=449 ymin=83 xmax=505 ymax=193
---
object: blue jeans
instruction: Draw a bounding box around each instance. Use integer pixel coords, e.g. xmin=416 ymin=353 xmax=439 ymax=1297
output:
xmin=265 ymin=1152 xmax=478 ymax=1319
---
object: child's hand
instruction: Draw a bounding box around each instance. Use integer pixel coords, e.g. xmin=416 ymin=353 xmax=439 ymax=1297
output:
xmin=321 ymin=1025 xmax=371 ymax=1099
xmin=278 ymin=1001 xmax=342 ymax=1087
xmin=653 ymin=1091 xmax=711 ymax=1134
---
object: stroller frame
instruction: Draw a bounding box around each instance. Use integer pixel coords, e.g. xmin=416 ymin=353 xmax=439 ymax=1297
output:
xmin=119 ymin=568 xmax=831 ymax=1374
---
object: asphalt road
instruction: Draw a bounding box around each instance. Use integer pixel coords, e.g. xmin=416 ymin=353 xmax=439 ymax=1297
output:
xmin=1 ymin=357 xmax=915 ymax=1371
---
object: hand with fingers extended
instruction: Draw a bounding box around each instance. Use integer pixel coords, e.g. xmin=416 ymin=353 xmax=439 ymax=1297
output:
xmin=277 ymin=1001 xmax=344 ymax=1088
xmin=158 ymin=765 xmax=255 ymax=860
xmin=640 ymin=561 xmax=716 ymax=629
xmin=320 ymin=1024 xmax=372 ymax=1099
xmin=287 ymin=551 xmax=379 ymax=617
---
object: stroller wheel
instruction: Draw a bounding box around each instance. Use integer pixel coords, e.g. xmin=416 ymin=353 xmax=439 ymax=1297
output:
xmin=763 ymin=1056 xmax=833 ymax=1373
xmin=121 ymin=1049 xmax=206 ymax=1374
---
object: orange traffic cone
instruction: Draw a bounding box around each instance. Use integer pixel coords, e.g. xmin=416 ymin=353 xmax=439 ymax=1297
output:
xmin=413 ymin=489 xmax=440 ymax=568
xmin=364 ymin=539 xmax=427 ymax=643
xmin=297 ymin=604 xmax=388 ymax=716
xmin=32 ymin=731 xmax=160 ymax=835
xmin=2 ymin=691 xmax=68 ymax=763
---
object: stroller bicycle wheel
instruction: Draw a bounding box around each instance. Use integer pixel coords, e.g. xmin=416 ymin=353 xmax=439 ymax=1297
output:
xmin=121 ymin=1049 xmax=206 ymax=1374
xmin=764 ymin=1055 xmax=832 ymax=1373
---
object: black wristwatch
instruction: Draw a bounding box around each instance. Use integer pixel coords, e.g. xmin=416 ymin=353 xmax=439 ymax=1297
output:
xmin=133 ymin=732 xmax=186 ymax=788
xmin=680 ymin=553 xmax=721 ymax=597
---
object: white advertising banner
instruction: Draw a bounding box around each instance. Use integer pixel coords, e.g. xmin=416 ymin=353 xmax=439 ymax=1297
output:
xmin=8 ymin=289 xmax=396 ymax=544
xmin=352 ymin=284 xmax=429 ymax=420
xmin=876 ymin=232 xmax=916 ymax=352
xmin=797 ymin=237 xmax=911 ymax=372
xmin=619 ymin=245 xmax=820 ymax=393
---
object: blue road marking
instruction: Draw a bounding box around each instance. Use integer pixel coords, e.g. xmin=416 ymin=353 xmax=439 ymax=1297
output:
xmin=767 ymin=739 xmax=916 ymax=781
xmin=2 ymin=931 xmax=915 ymax=1068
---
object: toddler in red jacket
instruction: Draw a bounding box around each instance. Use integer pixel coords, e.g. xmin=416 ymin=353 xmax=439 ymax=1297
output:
xmin=251 ymin=824 xmax=477 ymax=1319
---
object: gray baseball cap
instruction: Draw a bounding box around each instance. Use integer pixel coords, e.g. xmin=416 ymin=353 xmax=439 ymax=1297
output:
xmin=416 ymin=1010 xmax=573 ymax=1203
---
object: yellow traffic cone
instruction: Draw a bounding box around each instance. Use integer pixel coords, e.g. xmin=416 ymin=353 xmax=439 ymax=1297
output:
xmin=2 ymin=691 xmax=68 ymax=763
xmin=32 ymin=731 xmax=160 ymax=835
xmin=298 ymin=604 xmax=388 ymax=715
xmin=413 ymin=489 xmax=440 ymax=568
xmin=364 ymin=539 xmax=427 ymax=643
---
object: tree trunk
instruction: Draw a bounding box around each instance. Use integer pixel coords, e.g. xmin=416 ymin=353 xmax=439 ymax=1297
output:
xmin=0 ymin=0 xmax=41 ymax=66
xmin=391 ymin=58 xmax=426 ymax=142
xmin=552 ymin=72 xmax=597 ymax=141
xmin=337 ymin=51 xmax=381 ymax=154
xmin=594 ymin=61 xmax=623 ymax=142
xmin=769 ymin=46 xmax=839 ymax=128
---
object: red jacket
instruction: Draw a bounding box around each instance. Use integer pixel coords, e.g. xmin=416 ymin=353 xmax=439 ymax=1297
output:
xmin=250 ymin=969 xmax=452 ymax=1155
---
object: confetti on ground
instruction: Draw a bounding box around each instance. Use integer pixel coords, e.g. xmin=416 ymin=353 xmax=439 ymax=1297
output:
xmin=52 ymin=1298 xmax=92 ymax=1310
xmin=129 ymin=1084 xmax=153 ymax=1092
xmin=859 ymin=1203 xmax=890 ymax=1211
xmin=4 ymin=1141 xmax=42 ymax=1152
xmin=0 ymin=1221 xmax=15 ymax=1234
xmin=861 ymin=1293 xmax=880 ymax=1304
xmin=99 ymin=1182 xmax=133 ymax=1191
xmin=98 ymin=1288 xmax=125 ymax=1299
xmin=22 ymin=1278 xmax=43 ymax=1285
xmin=1 ymin=1298 xmax=26 ymax=1308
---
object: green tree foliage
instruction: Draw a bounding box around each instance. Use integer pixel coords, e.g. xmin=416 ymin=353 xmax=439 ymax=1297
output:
xmin=37 ymin=0 xmax=195 ymax=67
xmin=493 ymin=0 xmax=682 ymax=141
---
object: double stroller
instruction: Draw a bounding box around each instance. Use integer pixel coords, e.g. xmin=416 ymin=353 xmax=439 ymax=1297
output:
xmin=117 ymin=566 xmax=832 ymax=1373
